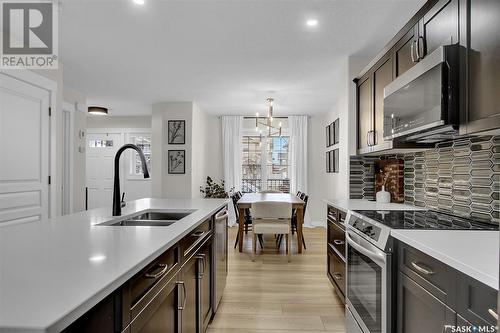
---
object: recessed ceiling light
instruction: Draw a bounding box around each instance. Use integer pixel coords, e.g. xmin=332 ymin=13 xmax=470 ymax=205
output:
xmin=306 ymin=19 xmax=318 ymax=27
xmin=133 ymin=0 xmax=145 ymax=5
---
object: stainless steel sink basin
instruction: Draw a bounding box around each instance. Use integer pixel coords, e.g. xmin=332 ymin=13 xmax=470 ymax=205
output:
xmin=110 ymin=220 xmax=176 ymax=227
xmin=134 ymin=211 xmax=193 ymax=221
xmin=99 ymin=210 xmax=195 ymax=227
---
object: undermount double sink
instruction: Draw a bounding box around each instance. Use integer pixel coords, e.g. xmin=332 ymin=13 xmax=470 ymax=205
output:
xmin=100 ymin=210 xmax=196 ymax=227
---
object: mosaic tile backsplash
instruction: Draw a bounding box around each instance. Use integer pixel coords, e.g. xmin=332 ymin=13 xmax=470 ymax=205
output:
xmin=349 ymin=135 xmax=500 ymax=224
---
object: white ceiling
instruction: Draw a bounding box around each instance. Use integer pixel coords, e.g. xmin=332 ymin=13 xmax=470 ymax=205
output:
xmin=60 ymin=0 xmax=425 ymax=116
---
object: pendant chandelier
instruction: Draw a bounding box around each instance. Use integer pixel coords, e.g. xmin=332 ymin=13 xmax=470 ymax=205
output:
xmin=253 ymin=97 xmax=282 ymax=138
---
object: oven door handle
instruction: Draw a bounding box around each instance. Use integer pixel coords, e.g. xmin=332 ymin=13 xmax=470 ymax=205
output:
xmin=346 ymin=231 xmax=386 ymax=265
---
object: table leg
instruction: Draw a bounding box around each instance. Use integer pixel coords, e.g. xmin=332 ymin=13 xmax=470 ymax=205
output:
xmin=297 ymin=206 xmax=304 ymax=254
xmin=238 ymin=207 xmax=245 ymax=252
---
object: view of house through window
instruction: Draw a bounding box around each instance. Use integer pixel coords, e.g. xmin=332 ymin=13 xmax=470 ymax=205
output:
xmin=242 ymin=135 xmax=290 ymax=193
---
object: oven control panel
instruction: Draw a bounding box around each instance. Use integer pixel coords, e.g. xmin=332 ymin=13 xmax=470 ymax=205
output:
xmin=351 ymin=219 xmax=382 ymax=242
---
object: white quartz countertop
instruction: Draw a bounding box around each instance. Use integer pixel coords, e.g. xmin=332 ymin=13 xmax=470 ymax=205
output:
xmin=0 ymin=198 xmax=229 ymax=333
xmin=391 ymin=230 xmax=499 ymax=290
xmin=324 ymin=198 xmax=424 ymax=212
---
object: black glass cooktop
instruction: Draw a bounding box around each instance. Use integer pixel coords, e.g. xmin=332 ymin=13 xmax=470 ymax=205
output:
xmin=353 ymin=210 xmax=498 ymax=230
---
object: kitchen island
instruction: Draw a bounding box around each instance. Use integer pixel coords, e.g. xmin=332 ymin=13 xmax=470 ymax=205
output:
xmin=0 ymin=198 xmax=229 ymax=333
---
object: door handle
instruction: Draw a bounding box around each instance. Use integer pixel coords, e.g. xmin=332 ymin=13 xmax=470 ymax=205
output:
xmin=411 ymin=40 xmax=418 ymax=63
xmin=417 ymin=36 xmax=424 ymax=60
xmin=145 ymin=263 xmax=168 ymax=279
xmin=176 ymin=281 xmax=187 ymax=310
xmin=215 ymin=209 xmax=228 ymax=220
xmin=411 ymin=262 xmax=434 ymax=275
xmin=488 ymin=308 xmax=498 ymax=321
xmin=197 ymin=254 xmax=206 ymax=278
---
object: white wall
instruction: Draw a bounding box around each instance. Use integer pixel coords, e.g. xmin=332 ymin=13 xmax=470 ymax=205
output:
xmin=151 ymin=102 xmax=222 ymax=199
xmin=307 ymin=56 xmax=369 ymax=224
xmin=63 ymin=85 xmax=87 ymax=212
xmin=152 ymin=102 xmax=194 ymax=198
xmin=87 ymin=116 xmax=152 ymax=202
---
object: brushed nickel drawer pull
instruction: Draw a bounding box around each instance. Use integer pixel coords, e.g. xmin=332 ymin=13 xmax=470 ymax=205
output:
xmin=411 ymin=262 xmax=434 ymax=275
xmin=145 ymin=263 xmax=168 ymax=279
xmin=192 ymin=230 xmax=205 ymax=237
xmin=333 ymin=240 xmax=345 ymax=245
xmin=488 ymin=308 xmax=498 ymax=321
xmin=176 ymin=281 xmax=187 ymax=310
xmin=333 ymin=273 xmax=342 ymax=280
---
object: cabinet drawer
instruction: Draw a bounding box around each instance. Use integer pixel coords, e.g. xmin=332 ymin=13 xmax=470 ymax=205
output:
xmin=457 ymin=274 xmax=498 ymax=327
xmin=129 ymin=246 xmax=180 ymax=319
xmin=327 ymin=220 xmax=346 ymax=259
xmin=181 ymin=219 xmax=212 ymax=259
xmin=398 ymin=242 xmax=457 ymax=306
xmin=327 ymin=246 xmax=346 ymax=298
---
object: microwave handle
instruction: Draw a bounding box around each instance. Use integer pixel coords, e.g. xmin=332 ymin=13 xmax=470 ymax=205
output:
xmin=411 ymin=40 xmax=416 ymax=63
xmin=417 ymin=36 xmax=424 ymax=61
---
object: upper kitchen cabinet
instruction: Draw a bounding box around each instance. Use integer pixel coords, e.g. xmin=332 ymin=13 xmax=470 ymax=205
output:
xmin=461 ymin=0 xmax=500 ymax=134
xmin=393 ymin=24 xmax=419 ymax=78
xmin=373 ymin=55 xmax=393 ymax=146
xmin=418 ymin=0 xmax=459 ymax=59
xmin=357 ymin=74 xmax=374 ymax=152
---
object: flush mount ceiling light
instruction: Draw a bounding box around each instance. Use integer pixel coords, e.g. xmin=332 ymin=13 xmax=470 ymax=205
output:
xmin=88 ymin=106 xmax=108 ymax=116
xmin=306 ymin=19 xmax=319 ymax=27
xmin=133 ymin=0 xmax=145 ymax=5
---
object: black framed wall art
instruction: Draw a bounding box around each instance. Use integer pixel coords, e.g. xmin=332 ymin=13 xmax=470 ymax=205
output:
xmin=168 ymin=150 xmax=185 ymax=174
xmin=168 ymin=120 xmax=185 ymax=144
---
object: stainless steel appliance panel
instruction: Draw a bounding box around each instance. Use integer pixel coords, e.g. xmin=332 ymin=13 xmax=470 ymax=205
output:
xmin=213 ymin=207 xmax=228 ymax=311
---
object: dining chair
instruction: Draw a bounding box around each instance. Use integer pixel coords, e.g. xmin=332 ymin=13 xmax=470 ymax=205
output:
xmin=251 ymin=201 xmax=292 ymax=262
xmin=277 ymin=194 xmax=309 ymax=250
xmin=259 ymin=189 xmax=282 ymax=193
xmin=296 ymin=191 xmax=302 ymax=197
xmin=231 ymin=194 xmax=263 ymax=249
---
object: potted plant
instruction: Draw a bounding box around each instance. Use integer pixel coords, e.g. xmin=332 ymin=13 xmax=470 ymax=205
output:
xmin=200 ymin=176 xmax=232 ymax=198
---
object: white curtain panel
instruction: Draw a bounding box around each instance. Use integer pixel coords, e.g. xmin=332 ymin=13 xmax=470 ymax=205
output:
xmin=221 ymin=116 xmax=243 ymax=226
xmin=289 ymin=115 xmax=312 ymax=226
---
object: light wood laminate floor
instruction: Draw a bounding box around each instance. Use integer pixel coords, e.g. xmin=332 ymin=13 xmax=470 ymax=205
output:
xmin=208 ymin=226 xmax=346 ymax=333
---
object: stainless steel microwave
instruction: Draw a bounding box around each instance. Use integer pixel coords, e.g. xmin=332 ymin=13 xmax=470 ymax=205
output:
xmin=383 ymin=45 xmax=462 ymax=143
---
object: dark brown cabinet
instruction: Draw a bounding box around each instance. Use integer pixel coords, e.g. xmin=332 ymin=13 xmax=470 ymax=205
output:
xmin=396 ymin=240 xmax=499 ymax=333
xmin=462 ymin=0 xmax=500 ymax=134
xmin=129 ymin=274 xmax=181 ymax=333
xmin=393 ymin=25 xmax=419 ymax=77
xmin=326 ymin=205 xmax=346 ymax=303
xmin=397 ymin=271 xmax=456 ymax=333
xmin=373 ymin=55 xmax=393 ymax=145
xmin=357 ymin=75 xmax=373 ymax=151
xmin=419 ymin=0 xmax=459 ymax=58
xmin=181 ymin=253 xmax=199 ymax=333
xmin=198 ymin=240 xmax=213 ymax=333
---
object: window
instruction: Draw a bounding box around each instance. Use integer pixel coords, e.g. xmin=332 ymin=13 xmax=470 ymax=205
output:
xmin=241 ymin=135 xmax=290 ymax=193
xmin=128 ymin=134 xmax=151 ymax=177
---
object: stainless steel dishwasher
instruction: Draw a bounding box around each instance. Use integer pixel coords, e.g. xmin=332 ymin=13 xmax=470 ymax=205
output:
xmin=212 ymin=206 xmax=228 ymax=312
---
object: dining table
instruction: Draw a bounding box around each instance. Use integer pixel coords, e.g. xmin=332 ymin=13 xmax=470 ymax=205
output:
xmin=236 ymin=193 xmax=306 ymax=253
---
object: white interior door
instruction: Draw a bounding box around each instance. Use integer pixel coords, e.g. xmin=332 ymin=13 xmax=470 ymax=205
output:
xmin=86 ymin=133 xmax=122 ymax=209
xmin=0 ymin=73 xmax=50 ymax=225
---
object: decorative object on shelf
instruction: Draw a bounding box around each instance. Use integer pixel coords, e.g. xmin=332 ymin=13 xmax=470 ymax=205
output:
xmin=250 ymin=97 xmax=283 ymax=138
xmin=168 ymin=150 xmax=185 ymax=174
xmin=168 ymin=120 xmax=185 ymax=144
xmin=87 ymin=106 xmax=108 ymax=115
xmin=374 ymin=158 xmax=404 ymax=203
xmin=376 ymin=170 xmax=391 ymax=203
xmin=200 ymin=176 xmax=231 ymax=198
